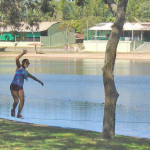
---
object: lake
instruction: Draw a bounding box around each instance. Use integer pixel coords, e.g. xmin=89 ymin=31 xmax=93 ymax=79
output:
xmin=0 ymin=57 xmax=150 ymax=138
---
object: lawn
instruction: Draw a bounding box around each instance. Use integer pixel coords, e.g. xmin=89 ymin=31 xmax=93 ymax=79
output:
xmin=0 ymin=119 xmax=150 ymax=150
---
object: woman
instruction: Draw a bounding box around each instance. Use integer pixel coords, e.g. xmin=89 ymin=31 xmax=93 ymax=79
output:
xmin=10 ymin=49 xmax=44 ymax=119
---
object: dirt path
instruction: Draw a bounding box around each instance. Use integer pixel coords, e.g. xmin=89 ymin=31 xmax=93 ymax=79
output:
xmin=1 ymin=52 xmax=150 ymax=60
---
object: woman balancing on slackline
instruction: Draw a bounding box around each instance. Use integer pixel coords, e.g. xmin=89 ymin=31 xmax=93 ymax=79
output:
xmin=10 ymin=49 xmax=44 ymax=119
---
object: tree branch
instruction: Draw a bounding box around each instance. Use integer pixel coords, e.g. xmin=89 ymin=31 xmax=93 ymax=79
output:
xmin=104 ymin=0 xmax=117 ymax=17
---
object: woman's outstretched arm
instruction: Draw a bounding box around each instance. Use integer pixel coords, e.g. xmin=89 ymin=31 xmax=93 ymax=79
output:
xmin=27 ymin=73 xmax=44 ymax=86
xmin=16 ymin=49 xmax=27 ymax=68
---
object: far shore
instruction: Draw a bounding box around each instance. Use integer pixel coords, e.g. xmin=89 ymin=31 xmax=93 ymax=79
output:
xmin=1 ymin=51 xmax=150 ymax=60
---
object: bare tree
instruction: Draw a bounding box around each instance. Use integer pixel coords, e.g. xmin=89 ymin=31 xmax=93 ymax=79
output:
xmin=102 ymin=0 xmax=129 ymax=139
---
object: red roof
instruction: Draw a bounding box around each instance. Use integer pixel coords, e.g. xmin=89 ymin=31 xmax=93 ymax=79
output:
xmin=76 ymin=33 xmax=84 ymax=39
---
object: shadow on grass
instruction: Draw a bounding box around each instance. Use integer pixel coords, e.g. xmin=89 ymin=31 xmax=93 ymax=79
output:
xmin=0 ymin=119 xmax=150 ymax=150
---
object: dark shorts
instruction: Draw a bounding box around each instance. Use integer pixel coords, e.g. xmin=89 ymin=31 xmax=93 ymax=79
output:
xmin=10 ymin=83 xmax=23 ymax=91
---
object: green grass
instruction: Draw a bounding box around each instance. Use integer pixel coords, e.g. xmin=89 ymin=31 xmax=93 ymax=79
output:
xmin=0 ymin=119 xmax=150 ymax=150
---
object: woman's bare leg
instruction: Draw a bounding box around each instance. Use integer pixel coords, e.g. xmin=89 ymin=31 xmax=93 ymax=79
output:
xmin=11 ymin=90 xmax=19 ymax=112
xmin=17 ymin=90 xmax=25 ymax=115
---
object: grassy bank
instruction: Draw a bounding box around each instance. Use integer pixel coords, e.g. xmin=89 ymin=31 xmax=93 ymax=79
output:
xmin=0 ymin=119 xmax=149 ymax=150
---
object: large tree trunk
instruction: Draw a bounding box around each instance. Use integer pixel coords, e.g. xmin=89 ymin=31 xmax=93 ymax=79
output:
xmin=102 ymin=0 xmax=128 ymax=139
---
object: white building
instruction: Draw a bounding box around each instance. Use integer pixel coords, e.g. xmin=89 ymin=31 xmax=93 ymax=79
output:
xmin=84 ymin=22 xmax=150 ymax=52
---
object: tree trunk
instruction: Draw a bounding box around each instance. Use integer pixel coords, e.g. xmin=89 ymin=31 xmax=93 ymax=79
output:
xmin=102 ymin=0 xmax=128 ymax=139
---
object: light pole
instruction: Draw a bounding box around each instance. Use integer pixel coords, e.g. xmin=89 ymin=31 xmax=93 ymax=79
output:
xmin=87 ymin=20 xmax=88 ymax=40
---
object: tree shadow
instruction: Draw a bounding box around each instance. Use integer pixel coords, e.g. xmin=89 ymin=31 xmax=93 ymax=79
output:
xmin=0 ymin=119 xmax=150 ymax=150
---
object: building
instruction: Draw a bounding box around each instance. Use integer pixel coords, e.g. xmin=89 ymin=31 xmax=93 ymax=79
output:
xmin=84 ymin=22 xmax=150 ymax=52
xmin=0 ymin=22 xmax=75 ymax=48
xmin=75 ymin=33 xmax=84 ymax=43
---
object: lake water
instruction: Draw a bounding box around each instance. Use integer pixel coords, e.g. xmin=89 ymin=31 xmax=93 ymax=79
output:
xmin=0 ymin=57 xmax=150 ymax=138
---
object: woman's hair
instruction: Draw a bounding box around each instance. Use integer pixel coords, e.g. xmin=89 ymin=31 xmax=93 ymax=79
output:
xmin=22 ymin=59 xmax=29 ymax=67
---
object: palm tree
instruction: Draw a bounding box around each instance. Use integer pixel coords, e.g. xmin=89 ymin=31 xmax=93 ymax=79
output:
xmin=58 ymin=20 xmax=75 ymax=50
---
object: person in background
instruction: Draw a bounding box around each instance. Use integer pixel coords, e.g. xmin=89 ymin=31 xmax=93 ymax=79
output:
xmin=64 ymin=44 xmax=67 ymax=52
xmin=10 ymin=49 xmax=44 ymax=119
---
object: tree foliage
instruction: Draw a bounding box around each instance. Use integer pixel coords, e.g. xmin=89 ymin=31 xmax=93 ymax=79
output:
xmin=40 ymin=0 xmax=56 ymax=18
xmin=0 ymin=0 xmax=25 ymax=28
xmin=138 ymin=0 xmax=150 ymax=22
xmin=0 ymin=0 xmax=149 ymax=32
xmin=58 ymin=20 xmax=75 ymax=45
xmin=75 ymin=0 xmax=85 ymax=6
xmin=126 ymin=0 xmax=139 ymax=21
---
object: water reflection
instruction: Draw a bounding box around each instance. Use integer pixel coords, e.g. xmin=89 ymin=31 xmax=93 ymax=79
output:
xmin=0 ymin=58 xmax=104 ymax=75
xmin=0 ymin=57 xmax=150 ymax=138
xmin=1 ymin=57 xmax=150 ymax=76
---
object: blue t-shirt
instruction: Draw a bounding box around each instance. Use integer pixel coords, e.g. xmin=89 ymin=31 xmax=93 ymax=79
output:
xmin=12 ymin=67 xmax=28 ymax=87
